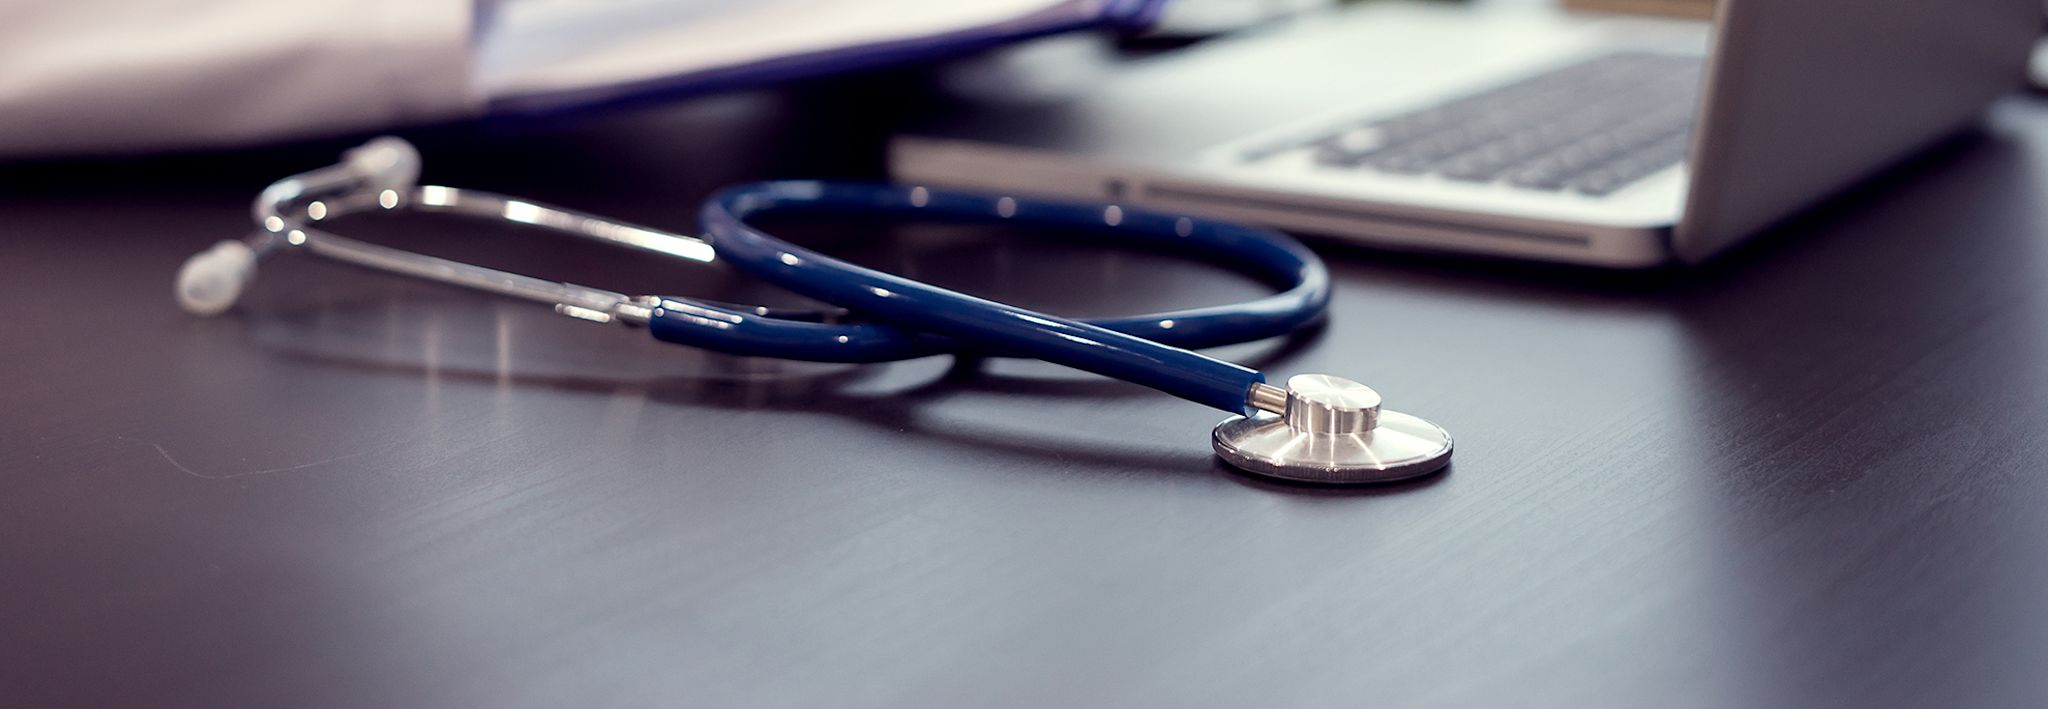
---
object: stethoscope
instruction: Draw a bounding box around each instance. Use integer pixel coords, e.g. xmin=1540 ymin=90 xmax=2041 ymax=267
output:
xmin=175 ymin=138 xmax=1453 ymax=483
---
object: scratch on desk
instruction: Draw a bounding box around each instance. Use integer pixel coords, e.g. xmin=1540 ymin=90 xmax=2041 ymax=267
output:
xmin=118 ymin=436 xmax=368 ymax=480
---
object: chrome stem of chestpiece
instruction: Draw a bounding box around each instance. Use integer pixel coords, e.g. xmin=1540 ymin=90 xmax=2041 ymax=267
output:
xmin=179 ymin=137 xmax=1453 ymax=485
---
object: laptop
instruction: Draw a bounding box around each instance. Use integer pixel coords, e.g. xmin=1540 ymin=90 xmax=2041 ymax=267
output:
xmin=890 ymin=0 xmax=2041 ymax=267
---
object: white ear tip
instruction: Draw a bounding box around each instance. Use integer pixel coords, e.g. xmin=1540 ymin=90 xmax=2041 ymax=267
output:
xmin=176 ymin=241 xmax=258 ymax=316
xmin=343 ymin=136 xmax=421 ymax=191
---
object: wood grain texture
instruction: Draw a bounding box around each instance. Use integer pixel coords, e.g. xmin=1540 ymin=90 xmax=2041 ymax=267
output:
xmin=3 ymin=74 xmax=2047 ymax=709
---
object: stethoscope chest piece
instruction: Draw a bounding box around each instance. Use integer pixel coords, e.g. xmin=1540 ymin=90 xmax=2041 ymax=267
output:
xmin=1213 ymin=374 xmax=1453 ymax=484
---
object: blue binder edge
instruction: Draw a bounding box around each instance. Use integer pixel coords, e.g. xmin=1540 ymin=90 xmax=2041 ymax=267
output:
xmin=485 ymin=0 xmax=1171 ymax=120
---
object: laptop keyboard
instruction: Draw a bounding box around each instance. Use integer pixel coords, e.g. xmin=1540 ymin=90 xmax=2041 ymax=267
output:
xmin=1262 ymin=51 xmax=1705 ymax=196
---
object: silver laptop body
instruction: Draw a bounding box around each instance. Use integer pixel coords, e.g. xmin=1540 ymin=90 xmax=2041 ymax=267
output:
xmin=890 ymin=0 xmax=2040 ymax=267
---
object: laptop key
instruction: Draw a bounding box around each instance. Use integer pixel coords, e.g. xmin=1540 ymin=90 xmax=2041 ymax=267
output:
xmin=1363 ymin=152 xmax=1432 ymax=174
xmin=1504 ymin=164 xmax=1573 ymax=191
xmin=1568 ymin=135 xmax=1693 ymax=195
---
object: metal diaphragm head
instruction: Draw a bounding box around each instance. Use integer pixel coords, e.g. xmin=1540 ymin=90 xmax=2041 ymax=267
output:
xmin=1213 ymin=374 xmax=1453 ymax=484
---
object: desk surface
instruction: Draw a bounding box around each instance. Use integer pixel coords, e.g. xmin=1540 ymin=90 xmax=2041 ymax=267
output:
xmin=5 ymin=73 xmax=2048 ymax=708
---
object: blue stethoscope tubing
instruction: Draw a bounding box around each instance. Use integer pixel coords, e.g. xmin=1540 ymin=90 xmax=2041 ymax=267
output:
xmin=646 ymin=181 xmax=1330 ymax=415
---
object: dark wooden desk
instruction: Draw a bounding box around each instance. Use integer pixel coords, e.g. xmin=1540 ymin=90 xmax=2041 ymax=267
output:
xmin=5 ymin=76 xmax=2047 ymax=708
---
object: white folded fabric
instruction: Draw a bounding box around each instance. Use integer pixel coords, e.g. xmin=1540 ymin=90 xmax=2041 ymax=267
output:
xmin=0 ymin=0 xmax=476 ymax=158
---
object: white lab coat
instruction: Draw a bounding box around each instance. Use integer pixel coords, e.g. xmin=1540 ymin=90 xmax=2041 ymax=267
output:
xmin=0 ymin=0 xmax=476 ymax=158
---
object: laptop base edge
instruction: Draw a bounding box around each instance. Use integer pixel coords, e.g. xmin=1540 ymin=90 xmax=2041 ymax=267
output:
xmin=890 ymin=136 xmax=1678 ymax=269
